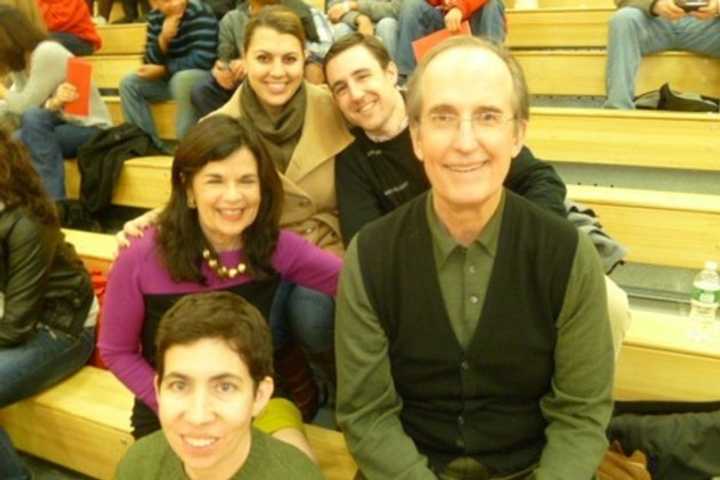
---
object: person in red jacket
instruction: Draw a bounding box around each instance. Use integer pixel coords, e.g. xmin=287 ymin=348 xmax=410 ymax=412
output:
xmin=36 ymin=0 xmax=102 ymax=56
xmin=395 ymin=0 xmax=505 ymax=77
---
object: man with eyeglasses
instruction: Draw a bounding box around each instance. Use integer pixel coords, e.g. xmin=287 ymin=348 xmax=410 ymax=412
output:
xmin=334 ymin=35 xmax=614 ymax=480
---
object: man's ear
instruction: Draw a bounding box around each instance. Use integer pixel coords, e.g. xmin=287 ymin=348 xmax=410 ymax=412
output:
xmin=386 ymin=61 xmax=399 ymax=86
xmin=154 ymin=374 xmax=161 ymax=401
xmin=511 ymin=119 xmax=528 ymax=158
xmin=252 ymin=376 xmax=274 ymax=417
xmin=409 ymin=121 xmax=424 ymax=162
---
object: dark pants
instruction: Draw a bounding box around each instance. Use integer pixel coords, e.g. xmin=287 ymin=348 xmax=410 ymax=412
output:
xmin=190 ymin=73 xmax=237 ymax=119
xmin=49 ymin=32 xmax=95 ymax=57
xmin=121 ymin=0 xmax=150 ymax=19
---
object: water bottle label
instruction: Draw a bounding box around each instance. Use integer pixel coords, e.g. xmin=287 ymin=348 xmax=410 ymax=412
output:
xmin=692 ymin=286 xmax=720 ymax=304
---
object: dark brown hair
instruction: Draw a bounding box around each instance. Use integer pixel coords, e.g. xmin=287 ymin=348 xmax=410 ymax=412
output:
xmin=0 ymin=127 xmax=58 ymax=227
xmin=155 ymin=291 xmax=274 ymax=388
xmin=242 ymin=5 xmax=306 ymax=53
xmin=323 ymin=32 xmax=392 ymax=79
xmin=0 ymin=5 xmax=48 ymax=72
xmin=157 ymin=115 xmax=283 ymax=283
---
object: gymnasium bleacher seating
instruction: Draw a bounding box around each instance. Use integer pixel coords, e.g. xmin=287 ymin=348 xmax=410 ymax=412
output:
xmin=2 ymin=0 xmax=719 ymax=477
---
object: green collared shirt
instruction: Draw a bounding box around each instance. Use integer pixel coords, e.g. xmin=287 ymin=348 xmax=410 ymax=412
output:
xmin=336 ymin=191 xmax=614 ymax=480
xmin=427 ymin=192 xmax=505 ymax=349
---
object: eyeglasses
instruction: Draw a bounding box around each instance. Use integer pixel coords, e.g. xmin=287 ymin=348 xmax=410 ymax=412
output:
xmin=423 ymin=111 xmax=515 ymax=136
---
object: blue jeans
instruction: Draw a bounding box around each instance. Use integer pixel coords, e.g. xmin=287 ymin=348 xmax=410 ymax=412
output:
xmin=49 ymin=32 xmax=95 ymax=56
xmin=119 ymin=69 xmax=207 ymax=148
xmin=0 ymin=326 xmax=94 ymax=479
xmin=605 ymin=8 xmax=720 ymax=109
xmin=395 ymin=0 xmax=506 ymax=75
xmin=269 ymin=282 xmax=334 ymax=354
xmin=333 ymin=17 xmax=400 ymax=61
xmin=19 ymin=108 xmax=101 ymax=200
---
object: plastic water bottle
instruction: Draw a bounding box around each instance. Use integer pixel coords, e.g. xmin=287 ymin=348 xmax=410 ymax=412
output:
xmin=689 ymin=260 xmax=720 ymax=340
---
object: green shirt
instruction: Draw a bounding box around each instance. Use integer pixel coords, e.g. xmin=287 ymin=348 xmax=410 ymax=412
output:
xmin=115 ymin=427 xmax=325 ymax=480
xmin=336 ymin=192 xmax=614 ymax=480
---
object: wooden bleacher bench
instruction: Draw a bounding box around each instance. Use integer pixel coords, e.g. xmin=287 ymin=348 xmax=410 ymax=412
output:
xmin=567 ymin=185 xmax=720 ymax=269
xmin=98 ymin=100 xmax=720 ymax=173
xmin=528 ymin=107 xmax=720 ymax=172
xmin=63 ymin=228 xmax=117 ymax=274
xmin=615 ymin=309 xmax=720 ymax=401
xmin=516 ymin=49 xmax=720 ymax=97
xmin=507 ymin=8 xmax=612 ymax=48
xmin=96 ymin=24 xmax=146 ymax=55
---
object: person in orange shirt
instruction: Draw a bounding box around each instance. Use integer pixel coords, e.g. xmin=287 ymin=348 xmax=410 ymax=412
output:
xmin=36 ymin=0 xmax=102 ymax=56
xmin=395 ymin=0 xmax=505 ymax=78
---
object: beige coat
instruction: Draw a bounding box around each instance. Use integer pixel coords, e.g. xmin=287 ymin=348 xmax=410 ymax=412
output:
xmin=211 ymin=82 xmax=354 ymax=257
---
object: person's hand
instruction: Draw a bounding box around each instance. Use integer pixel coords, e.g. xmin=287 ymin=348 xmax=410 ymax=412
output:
xmin=444 ymin=7 xmax=463 ymax=31
xmin=652 ymin=0 xmax=686 ymax=20
xmin=46 ymin=82 xmax=78 ymax=110
xmin=229 ymin=59 xmax=246 ymax=82
xmin=137 ymin=64 xmax=167 ymax=79
xmin=328 ymin=2 xmax=352 ymax=22
xmin=443 ymin=0 xmax=458 ymax=9
xmin=115 ymin=208 xmax=161 ymax=250
xmin=692 ymin=0 xmax=718 ymax=20
xmin=597 ymin=451 xmax=651 ymax=480
xmin=161 ymin=14 xmax=182 ymax=42
xmin=356 ymin=14 xmax=374 ymax=35
xmin=212 ymin=61 xmax=236 ymax=90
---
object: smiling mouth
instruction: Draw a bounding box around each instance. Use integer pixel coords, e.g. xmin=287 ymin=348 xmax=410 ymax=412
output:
xmin=444 ymin=161 xmax=488 ymax=173
xmin=218 ymin=208 xmax=244 ymax=219
xmin=266 ymin=82 xmax=287 ymax=94
xmin=183 ymin=435 xmax=219 ymax=449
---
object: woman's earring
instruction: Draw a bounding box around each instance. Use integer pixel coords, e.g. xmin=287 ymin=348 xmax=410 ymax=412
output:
xmin=188 ymin=197 xmax=196 ymax=209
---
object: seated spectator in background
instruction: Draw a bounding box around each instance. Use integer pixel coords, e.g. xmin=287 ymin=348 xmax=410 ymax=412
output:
xmin=0 ymin=5 xmax=112 ymax=200
xmin=0 ymin=128 xmax=97 ymax=480
xmin=119 ymin=0 xmax=218 ymax=151
xmin=335 ymin=36 xmax=614 ymax=479
xmin=36 ymin=0 xmax=102 ymax=56
xmin=115 ymin=292 xmax=325 ymax=480
xmin=395 ymin=0 xmax=505 ymax=78
xmin=114 ymin=0 xmax=152 ymax=23
xmin=604 ymin=0 xmax=720 ymax=109
xmin=99 ymin=115 xmax=341 ymax=459
xmin=191 ymin=0 xmax=333 ymax=118
xmin=326 ymin=0 xmax=400 ymax=60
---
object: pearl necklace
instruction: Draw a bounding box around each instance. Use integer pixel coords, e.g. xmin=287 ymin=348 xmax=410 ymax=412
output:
xmin=202 ymin=249 xmax=247 ymax=279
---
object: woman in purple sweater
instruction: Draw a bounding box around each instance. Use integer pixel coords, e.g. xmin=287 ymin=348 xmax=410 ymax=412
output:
xmin=98 ymin=115 xmax=341 ymax=460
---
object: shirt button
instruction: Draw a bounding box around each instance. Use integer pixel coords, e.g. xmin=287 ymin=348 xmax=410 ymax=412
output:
xmin=469 ymin=295 xmax=479 ymax=304
xmin=461 ymin=361 xmax=469 ymax=370
xmin=457 ymin=416 xmax=465 ymax=426
xmin=468 ymin=265 xmax=476 ymax=274
xmin=455 ymin=437 xmax=464 ymax=448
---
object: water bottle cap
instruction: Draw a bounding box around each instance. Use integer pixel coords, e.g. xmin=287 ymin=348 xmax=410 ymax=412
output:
xmin=705 ymin=260 xmax=718 ymax=271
